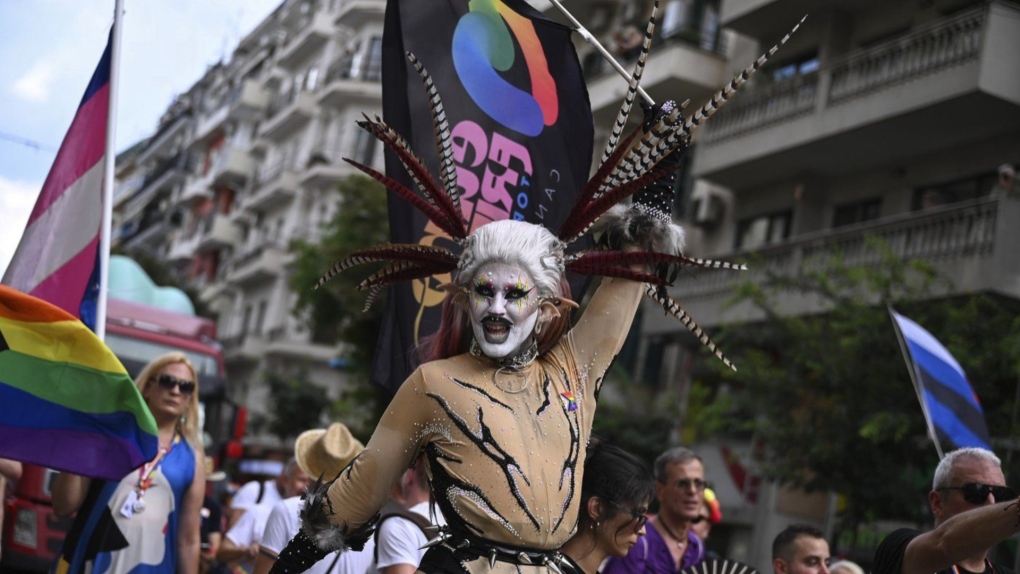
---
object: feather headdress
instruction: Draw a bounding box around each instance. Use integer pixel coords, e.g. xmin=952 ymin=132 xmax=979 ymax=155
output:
xmin=316 ymin=10 xmax=806 ymax=371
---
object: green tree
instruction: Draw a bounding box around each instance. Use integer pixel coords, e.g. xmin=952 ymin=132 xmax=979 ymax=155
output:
xmin=696 ymin=238 xmax=1020 ymax=534
xmin=264 ymin=369 xmax=329 ymax=443
xmin=289 ymin=175 xmax=392 ymax=438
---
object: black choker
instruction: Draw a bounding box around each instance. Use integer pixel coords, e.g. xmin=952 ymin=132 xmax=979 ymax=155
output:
xmin=469 ymin=339 xmax=538 ymax=370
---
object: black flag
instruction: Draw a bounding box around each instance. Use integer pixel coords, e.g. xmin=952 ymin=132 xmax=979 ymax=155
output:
xmin=372 ymin=0 xmax=595 ymax=393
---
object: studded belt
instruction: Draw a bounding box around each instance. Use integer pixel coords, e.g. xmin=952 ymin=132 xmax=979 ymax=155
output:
xmin=422 ymin=528 xmax=573 ymax=573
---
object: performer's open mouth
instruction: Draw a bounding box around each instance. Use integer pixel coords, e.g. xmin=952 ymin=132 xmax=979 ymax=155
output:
xmin=481 ymin=316 xmax=512 ymax=342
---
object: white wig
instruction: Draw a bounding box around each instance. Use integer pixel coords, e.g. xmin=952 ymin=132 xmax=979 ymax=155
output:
xmin=456 ymin=220 xmax=566 ymax=299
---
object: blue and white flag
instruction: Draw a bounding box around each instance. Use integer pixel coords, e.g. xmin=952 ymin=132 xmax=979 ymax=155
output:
xmin=890 ymin=309 xmax=991 ymax=456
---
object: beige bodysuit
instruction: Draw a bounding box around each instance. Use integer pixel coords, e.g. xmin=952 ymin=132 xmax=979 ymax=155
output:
xmin=324 ymin=277 xmax=644 ymax=573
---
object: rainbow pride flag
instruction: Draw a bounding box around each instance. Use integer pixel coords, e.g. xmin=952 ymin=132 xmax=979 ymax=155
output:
xmin=0 ymin=285 xmax=158 ymax=480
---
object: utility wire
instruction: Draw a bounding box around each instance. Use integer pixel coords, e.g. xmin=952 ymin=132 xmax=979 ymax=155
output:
xmin=0 ymin=131 xmax=57 ymax=153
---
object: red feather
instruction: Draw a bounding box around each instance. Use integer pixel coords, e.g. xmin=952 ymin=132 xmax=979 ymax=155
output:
xmin=359 ymin=116 xmax=466 ymax=238
xmin=343 ymin=158 xmax=467 ymax=240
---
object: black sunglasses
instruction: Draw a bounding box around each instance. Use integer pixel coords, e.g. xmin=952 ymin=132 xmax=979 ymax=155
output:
xmin=939 ymin=482 xmax=1016 ymax=505
xmin=154 ymin=374 xmax=196 ymax=396
xmin=610 ymin=502 xmax=649 ymax=533
xmin=668 ymin=478 xmax=709 ymax=492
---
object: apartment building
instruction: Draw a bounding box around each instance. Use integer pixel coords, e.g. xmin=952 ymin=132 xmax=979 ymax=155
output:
xmin=114 ymin=0 xmax=386 ymax=445
xmin=603 ymin=0 xmax=1020 ymax=565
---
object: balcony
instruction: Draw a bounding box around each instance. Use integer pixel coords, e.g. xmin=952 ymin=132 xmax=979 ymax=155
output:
xmin=227 ymin=79 xmax=269 ymax=120
xmin=135 ymin=110 xmax=192 ymax=165
xmin=208 ymin=146 xmax=254 ymax=188
xmin=301 ymin=146 xmax=352 ymax=186
xmin=223 ymin=333 xmax=266 ymax=364
xmin=584 ymin=30 xmax=728 ymax=122
xmin=695 ymin=2 xmax=1020 ymax=189
xmin=194 ymin=105 xmax=229 ymax=144
xmin=168 ymin=231 xmax=201 ymax=263
xmin=643 ymin=196 xmax=1020 ymax=333
xmin=179 ymin=177 xmax=213 ymax=205
xmin=261 ymin=86 xmax=318 ymax=141
xmin=246 ymin=159 xmax=299 ymax=211
xmin=277 ymin=12 xmax=334 ymax=70
xmin=336 ymin=0 xmax=385 ymax=28
xmin=127 ymin=153 xmax=196 ymax=217
xmin=264 ymin=327 xmax=339 ymax=361
xmin=226 ymin=243 xmax=286 ymax=286
xmin=196 ymin=213 xmax=241 ymax=251
xmin=318 ymin=55 xmax=382 ymax=108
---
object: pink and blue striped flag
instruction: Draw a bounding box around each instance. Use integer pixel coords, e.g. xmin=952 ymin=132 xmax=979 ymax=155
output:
xmin=891 ymin=310 xmax=991 ymax=453
xmin=2 ymin=34 xmax=112 ymax=331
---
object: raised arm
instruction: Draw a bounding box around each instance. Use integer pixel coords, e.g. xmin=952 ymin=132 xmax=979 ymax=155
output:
xmin=269 ymin=369 xmax=435 ymax=572
xmin=563 ymin=277 xmax=645 ymax=384
xmin=896 ymin=501 xmax=1020 ymax=574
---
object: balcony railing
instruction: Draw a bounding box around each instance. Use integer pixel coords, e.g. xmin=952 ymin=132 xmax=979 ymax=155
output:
xmin=266 ymin=82 xmax=316 ymax=120
xmin=828 ymin=8 xmax=984 ymax=103
xmin=672 ymin=197 xmax=1000 ymax=301
xmin=142 ymin=152 xmax=198 ymax=189
xmin=704 ymin=4 xmax=988 ymax=143
xmin=325 ymin=53 xmax=382 ymax=84
xmin=582 ymin=27 xmax=726 ymax=83
xmin=702 ymin=72 xmax=818 ymax=141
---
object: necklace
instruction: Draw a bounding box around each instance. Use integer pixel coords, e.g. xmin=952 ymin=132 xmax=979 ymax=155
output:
xmin=471 ymin=339 xmax=538 ymax=394
xmin=655 ymin=517 xmax=688 ymax=550
xmin=469 ymin=338 xmax=538 ymax=369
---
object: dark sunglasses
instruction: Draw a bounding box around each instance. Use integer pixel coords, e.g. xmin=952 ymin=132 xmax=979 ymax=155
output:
xmin=154 ymin=374 xmax=196 ymax=395
xmin=668 ymin=478 xmax=709 ymax=492
xmin=611 ymin=503 xmax=649 ymax=533
xmin=939 ymin=482 xmax=1016 ymax=505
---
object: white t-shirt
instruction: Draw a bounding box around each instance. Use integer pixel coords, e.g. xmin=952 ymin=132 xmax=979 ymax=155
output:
xmin=261 ymin=496 xmax=375 ymax=574
xmin=226 ymin=502 xmax=274 ymax=546
xmin=372 ymin=501 xmax=446 ymax=573
xmin=231 ymin=479 xmax=282 ymax=510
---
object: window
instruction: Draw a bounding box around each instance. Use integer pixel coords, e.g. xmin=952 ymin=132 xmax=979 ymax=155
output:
xmin=736 ymin=211 xmax=791 ymax=250
xmin=363 ymin=36 xmax=383 ymax=82
xmin=832 ymin=198 xmax=881 ymax=228
xmin=255 ymin=301 xmax=268 ymax=335
xmin=353 ymin=128 xmax=377 ymax=166
xmin=912 ymin=171 xmax=998 ymax=210
xmin=770 ymin=53 xmax=819 ymax=83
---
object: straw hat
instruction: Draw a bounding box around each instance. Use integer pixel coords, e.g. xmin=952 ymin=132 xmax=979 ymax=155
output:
xmin=294 ymin=423 xmax=365 ymax=479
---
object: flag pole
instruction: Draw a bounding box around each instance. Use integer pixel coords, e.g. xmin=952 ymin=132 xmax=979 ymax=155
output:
xmin=888 ymin=305 xmax=945 ymax=459
xmin=96 ymin=0 xmax=124 ymax=341
xmin=546 ymin=0 xmax=656 ymax=107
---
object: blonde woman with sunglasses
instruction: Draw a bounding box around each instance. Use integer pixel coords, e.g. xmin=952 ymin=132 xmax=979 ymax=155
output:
xmin=52 ymin=352 xmax=207 ymax=574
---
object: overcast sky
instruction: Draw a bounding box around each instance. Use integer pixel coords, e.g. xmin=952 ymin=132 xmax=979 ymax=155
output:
xmin=0 ymin=0 xmax=282 ymax=277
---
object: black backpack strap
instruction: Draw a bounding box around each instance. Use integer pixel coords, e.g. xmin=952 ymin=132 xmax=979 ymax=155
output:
xmin=373 ymin=509 xmax=435 ymax=564
xmin=256 ymin=480 xmax=265 ymax=504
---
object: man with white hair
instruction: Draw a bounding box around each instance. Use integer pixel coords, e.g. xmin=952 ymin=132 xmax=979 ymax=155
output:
xmin=873 ymin=448 xmax=1019 ymax=574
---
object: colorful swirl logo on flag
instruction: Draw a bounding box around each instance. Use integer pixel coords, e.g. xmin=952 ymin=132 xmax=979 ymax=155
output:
xmin=453 ymin=0 xmax=559 ymax=136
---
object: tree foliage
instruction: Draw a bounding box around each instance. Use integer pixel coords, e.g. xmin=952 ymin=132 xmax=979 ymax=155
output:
xmin=288 ymin=175 xmax=392 ymax=436
xmin=698 ymin=238 xmax=1020 ymax=531
xmin=264 ymin=369 xmax=329 ymax=443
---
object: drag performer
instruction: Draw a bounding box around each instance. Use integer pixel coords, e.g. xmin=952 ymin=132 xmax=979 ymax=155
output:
xmin=270 ymin=9 xmax=803 ymax=574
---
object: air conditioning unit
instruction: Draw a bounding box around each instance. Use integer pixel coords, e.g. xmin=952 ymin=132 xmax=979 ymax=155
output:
xmin=691 ymin=191 xmax=725 ymax=229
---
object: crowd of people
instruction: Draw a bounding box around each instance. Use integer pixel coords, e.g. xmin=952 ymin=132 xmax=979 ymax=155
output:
xmin=19 ymin=336 xmax=1017 ymax=574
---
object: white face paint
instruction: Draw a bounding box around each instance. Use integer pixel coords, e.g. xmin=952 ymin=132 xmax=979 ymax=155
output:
xmin=467 ymin=262 xmax=541 ymax=359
